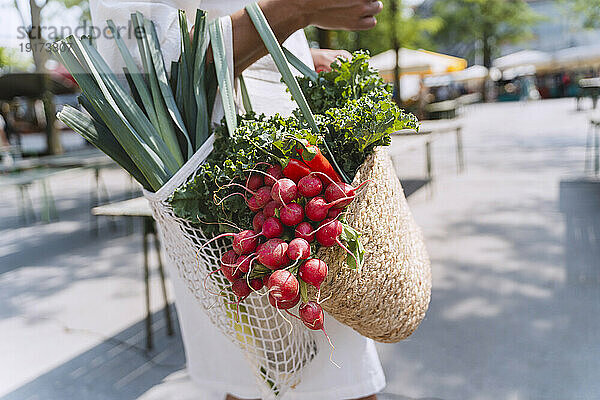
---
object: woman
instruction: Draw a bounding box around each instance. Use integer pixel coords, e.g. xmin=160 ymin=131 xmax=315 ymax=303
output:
xmin=90 ymin=1 xmax=384 ymax=399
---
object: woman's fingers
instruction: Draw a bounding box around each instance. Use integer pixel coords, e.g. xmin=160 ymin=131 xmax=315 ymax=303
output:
xmin=362 ymin=0 xmax=383 ymax=17
xmin=337 ymin=50 xmax=353 ymax=61
xmin=306 ymin=0 xmax=383 ymax=30
xmin=356 ymin=16 xmax=378 ymax=30
xmin=311 ymin=48 xmax=354 ymax=72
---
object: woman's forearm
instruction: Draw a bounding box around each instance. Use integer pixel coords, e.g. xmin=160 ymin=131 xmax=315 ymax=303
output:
xmin=227 ymin=0 xmax=383 ymax=76
xmin=231 ymin=0 xmax=307 ymax=75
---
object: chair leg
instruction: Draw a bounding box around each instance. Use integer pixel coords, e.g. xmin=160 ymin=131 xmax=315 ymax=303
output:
xmin=585 ymin=123 xmax=593 ymax=173
xmin=152 ymin=223 xmax=174 ymax=336
xmin=40 ymin=179 xmax=58 ymax=223
xmin=143 ymin=221 xmax=153 ymax=350
xmin=425 ymin=140 xmax=433 ymax=181
xmin=456 ymin=127 xmax=465 ymax=173
xmin=425 ymin=140 xmax=434 ymax=197
xmin=90 ymin=169 xmax=100 ymax=236
xmin=18 ymin=184 xmax=36 ymax=224
xmin=594 ymin=125 xmax=600 ymax=175
xmin=96 ymin=168 xmax=117 ymax=232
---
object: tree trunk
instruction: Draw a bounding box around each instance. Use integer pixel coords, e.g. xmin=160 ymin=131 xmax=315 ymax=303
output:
xmin=482 ymin=38 xmax=492 ymax=69
xmin=29 ymin=0 xmax=62 ymax=155
xmin=482 ymin=33 xmax=493 ymax=102
xmin=390 ymin=0 xmax=401 ymax=105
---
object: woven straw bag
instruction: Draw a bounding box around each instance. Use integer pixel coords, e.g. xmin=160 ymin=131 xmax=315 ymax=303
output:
xmin=314 ymin=147 xmax=432 ymax=343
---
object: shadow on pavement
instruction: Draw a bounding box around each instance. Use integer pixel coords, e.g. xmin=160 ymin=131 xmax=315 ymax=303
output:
xmin=1 ymin=307 xmax=185 ymax=400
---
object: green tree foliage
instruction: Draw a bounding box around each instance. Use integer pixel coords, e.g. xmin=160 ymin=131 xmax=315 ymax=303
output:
xmin=12 ymin=0 xmax=87 ymax=154
xmin=305 ymin=1 xmax=442 ymax=55
xmin=431 ymin=0 xmax=541 ymax=67
xmin=0 ymin=47 xmax=31 ymax=71
xmin=563 ymin=0 xmax=600 ymax=29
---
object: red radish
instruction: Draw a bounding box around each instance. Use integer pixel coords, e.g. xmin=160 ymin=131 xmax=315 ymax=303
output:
xmin=260 ymin=217 xmax=284 ymax=239
xmin=268 ymin=291 xmax=300 ymax=309
xmin=264 ymin=165 xmax=283 ymax=186
xmin=327 ymin=208 xmax=342 ymax=219
xmin=305 ymin=196 xmax=330 ymax=221
xmin=324 ymin=182 xmax=355 ymax=208
xmin=246 ymin=173 xmax=263 ymax=191
xmin=247 ymin=186 xmax=273 ymax=212
xmin=305 ymin=194 xmax=356 ymax=222
xmin=271 ymin=178 xmax=298 ymax=205
xmin=252 ymin=212 xmax=266 ymax=231
xmin=232 ymin=230 xmax=258 ymax=255
xmin=235 ymin=254 xmax=254 ymax=273
xmin=298 ymin=258 xmax=328 ymax=289
xmin=287 ymin=238 xmax=311 ymax=261
xmin=298 ymin=174 xmax=323 ymax=198
xmin=324 ymin=181 xmax=371 ymax=209
xmin=263 ymin=201 xmax=280 ymax=218
xmin=220 ymin=250 xmax=243 ymax=282
xmin=245 ymin=217 xmax=284 ymax=242
xmin=258 ymin=238 xmax=290 ymax=269
xmin=200 ymin=230 xmax=258 ymax=255
xmin=267 ymin=269 xmax=299 ymax=301
xmin=299 ymin=301 xmax=324 ymax=330
xmin=231 ymin=279 xmax=252 ymax=300
xmin=316 ymin=219 xmax=359 ymax=267
xmin=249 ymin=278 xmax=264 ymax=291
xmin=221 ymin=264 xmax=243 ymax=282
xmin=280 ymin=203 xmax=304 ymax=226
xmin=315 ymin=218 xmax=343 ymax=247
xmin=221 ymin=249 xmax=238 ymax=266
xmin=295 ymin=222 xmax=315 ymax=242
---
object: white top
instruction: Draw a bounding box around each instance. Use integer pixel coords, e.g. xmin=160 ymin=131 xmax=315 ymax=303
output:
xmin=91 ymin=1 xmax=385 ymax=398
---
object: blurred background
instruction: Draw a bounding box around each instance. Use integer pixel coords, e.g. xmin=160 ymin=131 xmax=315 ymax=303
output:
xmin=1 ymin=0 xmax=600 ymax=399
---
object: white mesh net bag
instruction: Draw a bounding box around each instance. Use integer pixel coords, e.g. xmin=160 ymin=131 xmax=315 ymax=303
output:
xmin=144 ymin=135 xmax=318 ymax=399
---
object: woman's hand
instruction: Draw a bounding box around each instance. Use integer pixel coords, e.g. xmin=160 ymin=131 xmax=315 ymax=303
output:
xmin=298 ymin=0 xmax=383 ymax=30
xmin=311 ymin=48 xmax=352 ymax=72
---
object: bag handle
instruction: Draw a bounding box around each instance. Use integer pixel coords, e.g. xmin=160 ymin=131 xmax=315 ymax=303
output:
xmin=245 ymin=3 xmax=319 ymax=134
xmin=239 ymin=75 xmax=253 ymax=113
xmin=246 ymin=3 xmax=350 ymax=182
xmin=282 ymin=47 xmax=318 ymax=83
xmin=209 ymin=18 xmax=238 ymax=136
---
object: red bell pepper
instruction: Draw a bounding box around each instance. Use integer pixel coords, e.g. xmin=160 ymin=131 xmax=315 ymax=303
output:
xmin=297 ymin=144 xmax=342 ymax=183
xmin=283 ymin=158 xmax=312 ymax=183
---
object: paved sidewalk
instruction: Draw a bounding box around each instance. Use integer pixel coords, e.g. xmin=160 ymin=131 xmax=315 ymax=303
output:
xmin=1 ymin=98 xmax=599 ymax=400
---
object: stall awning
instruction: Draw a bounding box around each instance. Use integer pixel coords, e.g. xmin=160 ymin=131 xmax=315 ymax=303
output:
xmin=369 ymin=48 xmax=467 ymax=80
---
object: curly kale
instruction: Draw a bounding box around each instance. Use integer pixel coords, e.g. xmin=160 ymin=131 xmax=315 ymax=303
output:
xmin=169 ymin=113 xmax=319 ymax=236
xmin=296 ymin=51 xmax=390 ymax=115
xmin=294 ymin=51 xmax=419 ymax=180
xmin=319 ymin=91 xmax=419 ymax=179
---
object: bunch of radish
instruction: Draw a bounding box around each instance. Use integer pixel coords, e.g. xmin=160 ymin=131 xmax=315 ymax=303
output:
xmin=204 ymin=152 xmax=367 ymax=339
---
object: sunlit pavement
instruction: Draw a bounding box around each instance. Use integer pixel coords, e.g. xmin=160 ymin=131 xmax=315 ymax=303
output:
xmin=384 ymin=98 xmax=600 ymax=399
xmin=1 ymin=98 xmax=599 ymax=399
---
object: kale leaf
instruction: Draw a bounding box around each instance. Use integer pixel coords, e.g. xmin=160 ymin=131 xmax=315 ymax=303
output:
xmin=169 ymin=113 xmax=319 ymax=236
xmin=296 ymin=51 xmax=390 ymax=115
xmin=319 ymin=90 xmax=419 ymax=179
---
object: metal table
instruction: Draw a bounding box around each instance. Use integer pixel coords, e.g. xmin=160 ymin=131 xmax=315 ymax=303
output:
xmin=92 ymin=197 xmax=174 ymax=350
xmin=1 ymin=149 xmax=121 ymax=228
xmin=0 ymin=167 xmax=77 ymax=223
xmin=395 ymin=120 xmax=465 ymax=181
